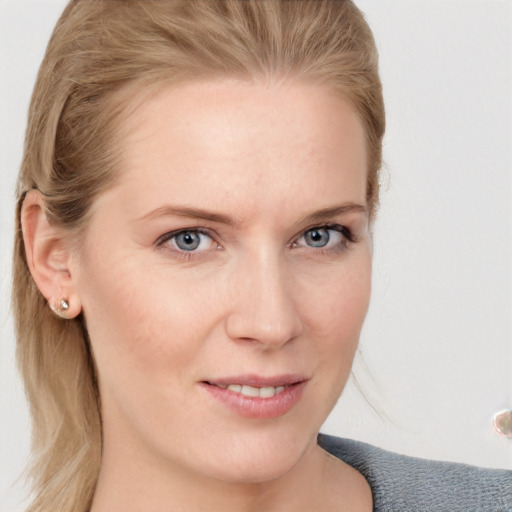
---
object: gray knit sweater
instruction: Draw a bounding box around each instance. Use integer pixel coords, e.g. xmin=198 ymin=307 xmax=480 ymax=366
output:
xmin=318 ymin=434 xmax=512 ymax=511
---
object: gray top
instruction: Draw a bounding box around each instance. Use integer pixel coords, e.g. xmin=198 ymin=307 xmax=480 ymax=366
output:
xmin=318 ymin=434 xmax=512 ymax=511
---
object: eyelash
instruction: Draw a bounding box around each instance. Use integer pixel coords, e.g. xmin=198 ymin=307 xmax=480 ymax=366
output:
xmin=155 ymin=224 xmax=356 ymax=258
xmin=155 ymin=228 xmax=219 ymax=260
xmin=292 ymin=224 xmax=356 ymax=253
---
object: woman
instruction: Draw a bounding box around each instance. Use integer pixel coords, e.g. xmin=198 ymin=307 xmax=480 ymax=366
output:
xmin=11 ymin=1 xmax=511 ymax=511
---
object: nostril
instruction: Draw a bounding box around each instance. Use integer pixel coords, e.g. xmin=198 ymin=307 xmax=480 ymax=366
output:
xmin=225 ymin=316 xmax=301 ymax=348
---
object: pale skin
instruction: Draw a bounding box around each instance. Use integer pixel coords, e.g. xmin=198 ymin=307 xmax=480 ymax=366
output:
xmin=23 ymin=80 xmax=373 ymax=512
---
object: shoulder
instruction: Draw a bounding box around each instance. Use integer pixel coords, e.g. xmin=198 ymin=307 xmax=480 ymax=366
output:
xmin=318 ymin=433 xmax=512 ymax=512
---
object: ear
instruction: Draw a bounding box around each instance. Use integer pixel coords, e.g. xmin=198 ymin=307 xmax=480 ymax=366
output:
xmin=21 ymin=190 xmax=82 ymax=319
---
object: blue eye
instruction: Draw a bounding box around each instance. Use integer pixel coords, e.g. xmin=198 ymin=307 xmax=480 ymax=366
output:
xmin=304 ymin=228 xmax=331 ymax=248
xmin=296 ymin=225 xmax=350 ymax=250
xmin=159 ymin=230 xmax=215 ymax=252
xmin=174 ymin=231 xmax=203 ymax=251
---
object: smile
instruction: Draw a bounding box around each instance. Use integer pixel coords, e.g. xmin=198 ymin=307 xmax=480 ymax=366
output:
xmin=214 ymin=383 xmax=288 ymax=398
xmin=201 ymin=376 xmax=307 ymax=419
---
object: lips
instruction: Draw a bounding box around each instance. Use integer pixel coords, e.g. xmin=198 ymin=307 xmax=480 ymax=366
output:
xmin=201 ymin=374 xmax=308 ymax=419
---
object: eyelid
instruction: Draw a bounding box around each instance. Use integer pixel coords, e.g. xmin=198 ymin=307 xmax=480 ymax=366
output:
xmin=154 ymin=223 xmax=356 ymax=255
xmin=155 ymin=227 xmax=218 ymax=249
xmin=324 ymin=223 xmax=355 ymax=242
xmin=291 ymin=223 xmax=356 ymax=246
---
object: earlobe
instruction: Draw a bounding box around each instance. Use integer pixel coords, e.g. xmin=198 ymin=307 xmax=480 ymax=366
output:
xmin=21 ymin=190 xmax=82 ymax=319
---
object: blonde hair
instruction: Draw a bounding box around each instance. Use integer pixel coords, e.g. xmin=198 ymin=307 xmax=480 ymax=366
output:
xmin=12 ymin=1 xmax=385 ymax=511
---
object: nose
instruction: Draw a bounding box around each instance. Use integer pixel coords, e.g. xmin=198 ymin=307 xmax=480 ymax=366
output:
xmin=225 ymin=252 xmax=303 ymax=349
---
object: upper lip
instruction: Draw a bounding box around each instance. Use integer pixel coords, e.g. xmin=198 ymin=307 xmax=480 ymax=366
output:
xmin=204 ymin=374 xmax=308 ymax=388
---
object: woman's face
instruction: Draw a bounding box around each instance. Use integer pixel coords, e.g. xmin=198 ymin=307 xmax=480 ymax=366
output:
xmin=71 ymin=80 xmax=372 ymax=483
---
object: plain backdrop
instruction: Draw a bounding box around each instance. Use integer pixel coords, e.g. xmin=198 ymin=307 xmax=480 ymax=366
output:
xmin=1 ymin=1 xmax=511 ymax=510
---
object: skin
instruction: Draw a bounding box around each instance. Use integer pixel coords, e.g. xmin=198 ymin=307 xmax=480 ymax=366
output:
xmin=23 ymin=80 xmax=373 ymax=512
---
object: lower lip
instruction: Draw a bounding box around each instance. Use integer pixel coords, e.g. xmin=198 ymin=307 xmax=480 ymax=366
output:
xmin=200 ymin=381 xmax=307 ymax=419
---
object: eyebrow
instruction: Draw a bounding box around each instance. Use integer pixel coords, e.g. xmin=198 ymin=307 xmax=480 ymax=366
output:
xmin=139 ymin=205 xmax=235 ymax=225
xmin=300 ymin=203 xmax=368 ymax=225
xmin=138 ymin=202 xmax=367 ymax=226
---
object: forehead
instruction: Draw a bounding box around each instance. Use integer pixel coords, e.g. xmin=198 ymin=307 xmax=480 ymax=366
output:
xmin=99 ymin=79 xmax=368 ymax=222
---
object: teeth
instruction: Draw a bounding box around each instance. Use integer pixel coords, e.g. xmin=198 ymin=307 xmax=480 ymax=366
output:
xmin=259 ymin=386 xmax=276 ymax=398
xmin=241 ymin=385 xmax=260 ymax=397
xmin=220 ymin=383 xmax=288 ymax=398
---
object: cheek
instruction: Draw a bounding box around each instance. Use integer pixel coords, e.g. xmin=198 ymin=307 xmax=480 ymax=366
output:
xmin=300 ymin=254 xmax=371 ymax=393
xmin=286 ymin=257 xmax=371 ymax=425
xmin=301 ymin=254 xmax=372 ymax=344
xmin=79 ymin=254 xmax=218 ymax=388
xmin=78 ymin=258 xmax=225 ymax=443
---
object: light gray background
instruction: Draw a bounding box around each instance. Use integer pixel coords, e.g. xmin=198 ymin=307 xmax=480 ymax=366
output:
xmin=1 ymin=1 xmax=511 ymax=510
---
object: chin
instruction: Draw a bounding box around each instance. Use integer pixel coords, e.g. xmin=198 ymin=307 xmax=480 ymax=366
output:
xmin=194 ymin=424 xmax=318 ymax=484
xmin=210 ymin=453 xmax=304 ymax=485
